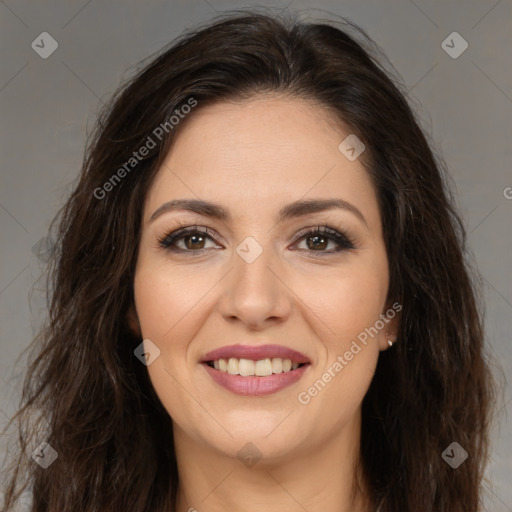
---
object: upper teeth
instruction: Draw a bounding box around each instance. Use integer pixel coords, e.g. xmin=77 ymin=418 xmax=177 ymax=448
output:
xmin=212 ymin=357 xmax=301 ymax=376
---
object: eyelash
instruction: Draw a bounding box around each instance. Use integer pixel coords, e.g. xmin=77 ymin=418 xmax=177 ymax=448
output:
xmin=157 ymin=223 xmax=355 ymax=257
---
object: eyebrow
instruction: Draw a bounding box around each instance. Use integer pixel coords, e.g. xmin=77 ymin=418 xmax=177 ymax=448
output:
xmin=149 ymin=198 xmax=368 ymax=228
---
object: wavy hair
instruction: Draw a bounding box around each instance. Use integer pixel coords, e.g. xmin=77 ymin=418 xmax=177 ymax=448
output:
xmin=1 ymin=9 xmax=496 ymax=512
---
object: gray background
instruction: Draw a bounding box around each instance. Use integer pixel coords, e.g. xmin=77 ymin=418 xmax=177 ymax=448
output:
xmin=0 ymin=0 xmax=511 ymax=510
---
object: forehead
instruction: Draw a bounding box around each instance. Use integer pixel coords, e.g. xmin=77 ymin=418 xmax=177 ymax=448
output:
xmin=144 ymin=95 xmax=379 ymax=228
xmin=163 ymin=94 xmax=349 ymax=170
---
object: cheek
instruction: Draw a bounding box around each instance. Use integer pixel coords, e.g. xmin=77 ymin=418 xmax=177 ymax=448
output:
xmin=133 ymin=259 xmax=212 ymax=341
xmin=294 ymin=255 xmax=389 ymax=343
xmin=294 ymin=266 xmax=386 ymax=424
xmin=132 ymin=262 xmax=207 ymax=420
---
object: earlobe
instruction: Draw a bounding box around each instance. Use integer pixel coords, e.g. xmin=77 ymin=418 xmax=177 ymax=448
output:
xmin=379 ymin=303 xmax=401 ymax=350
xmin=385 ymin=331 xmax=397 ymax=348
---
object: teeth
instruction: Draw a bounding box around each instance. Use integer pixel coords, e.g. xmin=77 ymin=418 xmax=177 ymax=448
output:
xmin=227 ymin=357 xmax=239 ymax=375
xmin=239 ymin=358 xmax=255 ymax=376
xmin=271 ymin=358 xmax=282 ymax=373
xmin=254 ymin=358 xmax=272 ymax=376
xmin=211 ymin=357 xmax=304 ymax=376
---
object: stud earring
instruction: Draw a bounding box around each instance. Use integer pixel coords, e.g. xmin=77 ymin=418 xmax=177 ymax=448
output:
xmin=386 ymin=332 xmax=396 ymax=347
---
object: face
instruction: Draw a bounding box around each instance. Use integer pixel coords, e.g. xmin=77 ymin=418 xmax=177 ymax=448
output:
xmin=132 ymin=95 xmax=397 ymax=464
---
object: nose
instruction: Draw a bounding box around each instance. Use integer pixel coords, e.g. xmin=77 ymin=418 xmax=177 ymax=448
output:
xmin=217 ymin=242 xmax=292 ymax=330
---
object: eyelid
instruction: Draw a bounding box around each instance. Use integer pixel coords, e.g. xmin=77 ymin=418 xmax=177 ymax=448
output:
xmin=290 ymin=225 xmax=355 ymax=253
xmin=291 ymin=225 xmax=351 ymax=244
xmin=157 ymin=223 xmax=356 ymax=255
xmin=157 ymin=224 xmax=222 ymax=250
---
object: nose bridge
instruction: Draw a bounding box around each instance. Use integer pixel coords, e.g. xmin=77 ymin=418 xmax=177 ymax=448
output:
xmin=233 ymin=234 xmax=279 ymax=300
xmin=219 ymin=234 xmax=291 ymax=326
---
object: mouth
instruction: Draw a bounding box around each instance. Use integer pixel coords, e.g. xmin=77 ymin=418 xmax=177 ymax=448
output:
xmin=200 ymin=345 xmax=312 ymax=396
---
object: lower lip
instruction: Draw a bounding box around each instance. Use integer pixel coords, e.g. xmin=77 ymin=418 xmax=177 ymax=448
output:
xmin=202 ymin=363 xmax=311 ymax=396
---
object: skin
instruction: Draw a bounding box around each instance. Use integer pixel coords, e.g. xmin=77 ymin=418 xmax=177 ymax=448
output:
xmin=130 ymin=94 xmax=399 ymax=512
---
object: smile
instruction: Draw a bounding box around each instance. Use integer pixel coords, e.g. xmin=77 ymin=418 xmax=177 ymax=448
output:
xmin=200 ymin=344 xmax=312 ymax=396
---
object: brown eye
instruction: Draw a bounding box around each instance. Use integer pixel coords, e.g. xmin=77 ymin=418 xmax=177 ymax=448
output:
xmin=183 ymin=233 xmax=207 ymax=250
xmin=159 ymin=226 xmax=219 ymax=253
xmin=305 ymin=233 xmax=329 ymax=251
xmin=293 ymin=226 xmax=355 ymax=255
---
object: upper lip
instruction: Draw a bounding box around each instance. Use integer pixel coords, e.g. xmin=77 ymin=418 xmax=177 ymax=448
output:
xmin=201 ymin=344 xmax=311 ymax=364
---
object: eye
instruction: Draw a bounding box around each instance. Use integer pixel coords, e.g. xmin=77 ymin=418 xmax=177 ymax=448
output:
xmin=158 ymin=224 xmax=355 ymax=256
xmin=292 ymin=225 xmax=355 ymax=256
xmin=158 ymin=225 xmax=220 ymax=253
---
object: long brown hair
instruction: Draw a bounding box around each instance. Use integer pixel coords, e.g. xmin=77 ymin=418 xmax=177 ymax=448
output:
xmin=1 ymin=9 xmax=496 ymax=512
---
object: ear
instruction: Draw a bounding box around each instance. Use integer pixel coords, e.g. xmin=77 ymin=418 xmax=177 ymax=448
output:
xmin=126 ymin=304 xmax=142 ymax=337
xmin=377 ymin=302 xmax=401 ymax=351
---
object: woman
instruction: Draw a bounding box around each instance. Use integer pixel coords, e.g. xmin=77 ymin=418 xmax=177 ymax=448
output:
xmin=1 ymin=10 xmax=496 ymax=512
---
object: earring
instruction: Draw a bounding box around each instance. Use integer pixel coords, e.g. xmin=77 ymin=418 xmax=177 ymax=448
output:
xmin=386 ymin=332 xmax=396 ymax=347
